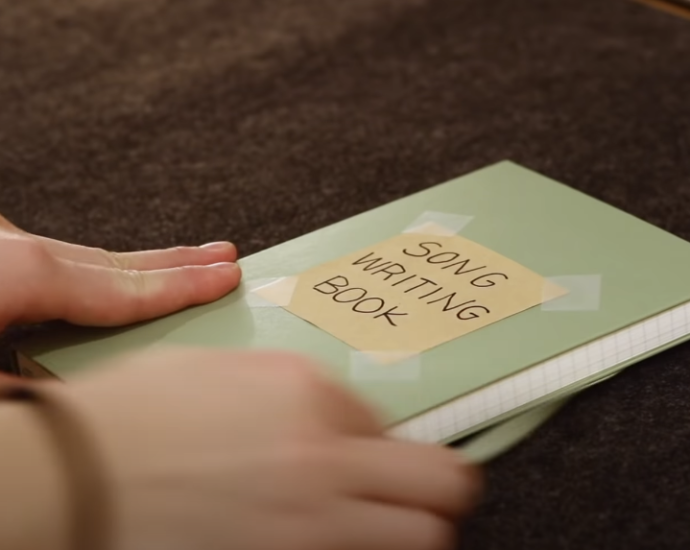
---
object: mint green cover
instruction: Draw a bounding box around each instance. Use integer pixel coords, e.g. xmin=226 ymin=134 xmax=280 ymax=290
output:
xmin=16 ymin=161 xmax=690 ymax=439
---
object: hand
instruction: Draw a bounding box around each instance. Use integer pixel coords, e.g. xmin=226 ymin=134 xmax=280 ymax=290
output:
xmin=0 ymin=214 xmax=241 ymax=330
xmin=49 ymin=347 xmax=482 ymax=550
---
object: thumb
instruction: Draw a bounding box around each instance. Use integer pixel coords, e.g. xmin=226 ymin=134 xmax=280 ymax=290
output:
xmin=23 ymin=257 xmax=242 ymax=326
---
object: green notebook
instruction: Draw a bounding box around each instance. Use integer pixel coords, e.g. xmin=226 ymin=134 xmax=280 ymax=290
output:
xmin=12 ymin=161 xmax=690 ymax=463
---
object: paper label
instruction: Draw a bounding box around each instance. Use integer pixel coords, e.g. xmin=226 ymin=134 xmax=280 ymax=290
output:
xmin=255 ymin=233 xmax=568 ymax=357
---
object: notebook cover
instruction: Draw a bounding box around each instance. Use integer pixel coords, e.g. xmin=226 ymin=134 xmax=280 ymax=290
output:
xmin=14 ymin=161 xmax=690 ymax=428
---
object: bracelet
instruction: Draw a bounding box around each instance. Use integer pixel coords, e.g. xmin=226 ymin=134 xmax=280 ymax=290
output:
xmin=0 ymin=378 xmax=112 ymax=550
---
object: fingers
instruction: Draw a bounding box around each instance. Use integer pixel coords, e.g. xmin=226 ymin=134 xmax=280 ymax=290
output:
xmin=337 ymin=438 xmax=482 ymax=518
xmin=36 ymin=237 xmax=238 ymax=271
xmin=229 ymin=350 xmax=386 ymax=437
xmin=312 ymin=374 xmax=386 ymax=437
xmin=29 ymin=257 xmax=242 ymax=326
xmin=330 ymin=500 xmax=456 ymax=550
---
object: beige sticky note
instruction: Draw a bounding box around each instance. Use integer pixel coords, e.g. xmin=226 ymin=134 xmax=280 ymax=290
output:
xmin=259 ymin=233 xmax=568 ymax=356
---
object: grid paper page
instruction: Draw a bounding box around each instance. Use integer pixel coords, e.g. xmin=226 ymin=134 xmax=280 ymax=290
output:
xmin=390 ymin=301 xmax=690 ymax=443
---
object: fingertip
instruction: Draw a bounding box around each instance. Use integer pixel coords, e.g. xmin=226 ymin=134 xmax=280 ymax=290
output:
xmin=208 ymin=261 xmax=243 ymax=292
xmin=200 ymin=241 xmax=238 ymax=262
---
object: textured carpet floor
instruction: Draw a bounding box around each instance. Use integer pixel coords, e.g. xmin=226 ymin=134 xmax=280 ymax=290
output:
xmin=2 ymin=0 xmax=690 ymax=548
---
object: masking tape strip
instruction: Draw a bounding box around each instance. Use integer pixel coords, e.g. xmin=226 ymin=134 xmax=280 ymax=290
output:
xmin=245 ymin=276 xmax=299 ymax=308
xmin=349 ymin=351 xmax=421 ymax=381
xmin=541 ymin=274 xmax=602 ymax=311
xmin=402 ymin=211 xmax=474 ymax=236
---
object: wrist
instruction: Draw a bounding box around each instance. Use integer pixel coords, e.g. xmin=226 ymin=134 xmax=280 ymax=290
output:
xmin=0 ymin=401 xmax=69 ymax=550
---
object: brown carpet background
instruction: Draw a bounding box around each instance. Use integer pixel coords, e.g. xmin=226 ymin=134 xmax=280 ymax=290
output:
xmin=2 ymin=0 xmax=690 ymax=548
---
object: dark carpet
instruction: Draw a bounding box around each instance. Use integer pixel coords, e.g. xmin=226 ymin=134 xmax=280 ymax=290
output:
xmin=2 ymin=0 xmax=690 ymax=548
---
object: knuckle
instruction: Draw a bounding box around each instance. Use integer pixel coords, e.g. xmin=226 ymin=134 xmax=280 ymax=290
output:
xmin=0 ymin=238 xmax=57 ymax=307
xmin=101 ymin=249 xmax=129 ymax=270
xmin=120 ymin=268 xmax=148 ymax=310
xmin=173 ymin=245 xmax=191 ymax=256
xmin=17 ymin=237 xmax=54 ymax=272
xmin=123 ymin=268 xmax=147 ymax=293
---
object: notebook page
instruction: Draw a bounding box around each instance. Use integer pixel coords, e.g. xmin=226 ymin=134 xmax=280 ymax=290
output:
xmin=391 ymin=300 xmax=690 ymax=443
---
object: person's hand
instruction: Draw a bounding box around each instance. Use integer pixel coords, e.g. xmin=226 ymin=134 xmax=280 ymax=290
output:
xmin=0 ymin=214 xmax=241 ymax=331
xmin=48 ymin=347 xmax=483 ymax=550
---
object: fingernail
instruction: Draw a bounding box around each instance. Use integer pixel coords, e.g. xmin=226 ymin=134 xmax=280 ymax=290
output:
xmin=201 ymin=241 xmax=235 ymax=252
xmin=212 ymin=262 xmax=240 ymax=272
